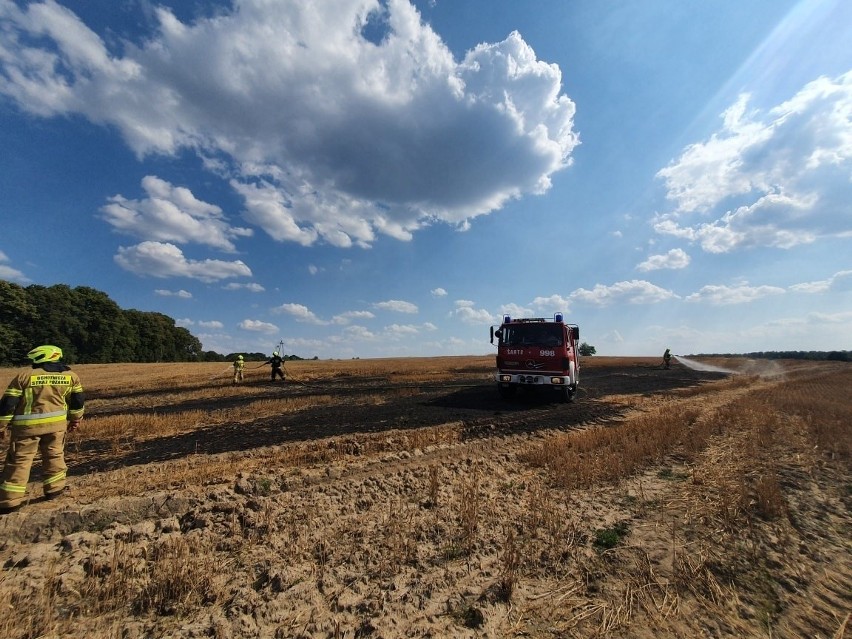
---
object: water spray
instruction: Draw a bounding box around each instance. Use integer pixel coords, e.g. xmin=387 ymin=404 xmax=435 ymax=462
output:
xmin=675 ymin=356 xmax=790 ymax=379
xmin=673 ymin=356 xmax=739 ymax=374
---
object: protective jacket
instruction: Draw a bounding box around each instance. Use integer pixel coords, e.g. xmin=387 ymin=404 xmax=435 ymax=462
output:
xmin=0 ymin=362 xmax=85 ymax=436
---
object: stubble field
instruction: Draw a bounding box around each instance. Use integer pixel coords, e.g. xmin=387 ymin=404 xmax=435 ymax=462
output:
xmin=0 ymin=356 xmax=849 ymax=638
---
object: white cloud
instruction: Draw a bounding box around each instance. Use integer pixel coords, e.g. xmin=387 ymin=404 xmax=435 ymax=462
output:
xmin=229 ymin=180 xmax=321 ymax=247
xmin=239 ymin=319 xmax=279 ymax=333
xmin=530 ymin=295 xmax=570 ymax=312
xmin=0 ymin=1 xmax=579 ymax=248
xmin=0 ymin=250 xmax=29 ymax=283
xmin=451 ymin=300 xmax=495 ymax=325
xmin=332 ymin=310 xmax=376 ymax=325
xmin=571 ymin=280 xmax=679 ymax=306
xmin=789 ymin=269 xmax=852 ymax=294
xmin=101 ymin=176 xmax=252 ymax=251
xmin=198 ymin=320 xmax=224 ymax=329
xmin=499 ymin=303 xmax=534 ymax=318
xmin=431 ymin=287 xmax=448 ymax=297
xmin=273 ymin=302 xmax=329 ymax=325
xmin=636 ymin=248 xmax=691 ymax=272
xmin=114 ymin=242 xmax=252 ymax=282
xmin=655 ymin=72 xmax=852 ymax=253
xmin=154 ymin=288 xmax=193 ymax=298
xmin=342 ymin=325 xmax=377 ymax=341
xmin=223 ymin=282 xmax=265 ymax=292
xmin=385 ymin=323 xmax=420 ymax=337
xmin=805 ymin=310 xmax=852 ymax=325
xmin=374 ymin=299 xmax=418 ymax=314
xmin=685 ymin=283 xmax=785 ymax=305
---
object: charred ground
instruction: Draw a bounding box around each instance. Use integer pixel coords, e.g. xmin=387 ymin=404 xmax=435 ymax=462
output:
xmin=70 ymin=360 xmax=725 ymax=474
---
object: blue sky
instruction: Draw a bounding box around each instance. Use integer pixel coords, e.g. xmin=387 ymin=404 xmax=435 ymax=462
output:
xmin=1 ymin=0 xmax=850 ymax=359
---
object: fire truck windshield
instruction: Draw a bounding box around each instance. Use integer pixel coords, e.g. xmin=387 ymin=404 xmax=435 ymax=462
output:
xmin=501 ymin=323 xmax=563 ymax=347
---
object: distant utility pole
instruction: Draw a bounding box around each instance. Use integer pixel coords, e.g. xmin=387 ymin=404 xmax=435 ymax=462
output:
xmin=276 ymin=339 xmax=285 ymax=355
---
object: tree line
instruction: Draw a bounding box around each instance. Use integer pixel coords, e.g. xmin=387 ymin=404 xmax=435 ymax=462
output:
xmin=0 ymin=280 xmax=204 ymax=365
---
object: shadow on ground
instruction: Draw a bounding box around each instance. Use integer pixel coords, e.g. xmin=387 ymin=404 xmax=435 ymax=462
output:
xmin=68 ymin=363 xmax=727 ymax=476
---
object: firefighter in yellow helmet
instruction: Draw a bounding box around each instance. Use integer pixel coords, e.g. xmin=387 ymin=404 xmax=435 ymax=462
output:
xmin=233 ymin=354 xmax=245 ymax=385
xmin=0 ymin=345 xmax=84 ymax=514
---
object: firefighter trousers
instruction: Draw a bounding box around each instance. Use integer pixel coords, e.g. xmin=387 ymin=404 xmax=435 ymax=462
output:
xmin=0 ymin=431 xmax=67 ymax=508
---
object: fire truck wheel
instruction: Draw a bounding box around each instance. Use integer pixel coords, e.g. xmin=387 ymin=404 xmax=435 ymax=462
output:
xmin=562 ymin=385 xmax=575 ymax=403
xmin=498 ymin=384 xmax=516 ymax=399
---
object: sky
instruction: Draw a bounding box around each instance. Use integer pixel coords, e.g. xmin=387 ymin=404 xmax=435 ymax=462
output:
xmin=1 ymin=0 xmax=851 ymax=359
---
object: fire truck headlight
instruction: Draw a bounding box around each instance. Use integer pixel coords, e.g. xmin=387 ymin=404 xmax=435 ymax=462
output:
xmin=551 ymin=377 xmax=564 ymax=384
xmin=500 ymin=374 xmax=512 ymax=382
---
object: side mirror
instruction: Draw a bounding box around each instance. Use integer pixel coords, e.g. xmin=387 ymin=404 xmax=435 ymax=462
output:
xmin=572 ymin=326 xmax=580 ymax=340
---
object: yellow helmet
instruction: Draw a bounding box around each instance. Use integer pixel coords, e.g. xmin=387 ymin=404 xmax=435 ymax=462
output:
xmin=273 ymin=351 xmax=279 ymax=356
xmin=237 ymin=355 xmax=243 ymax=360
xmin=28 ymin=345 xmax=63 ymax=364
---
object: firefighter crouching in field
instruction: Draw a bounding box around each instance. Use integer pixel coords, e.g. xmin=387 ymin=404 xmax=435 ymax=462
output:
xmin=233 ymin=354 xmax=244 ymax=385
xmin=0 ymin=345 xmax=84 ymax=514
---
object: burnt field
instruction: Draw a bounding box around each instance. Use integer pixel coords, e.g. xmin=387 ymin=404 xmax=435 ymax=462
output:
xmin=0 ymin=356 xmax=849 ymax=639
xmin=69 ymin=357 xmax=727 ymax=474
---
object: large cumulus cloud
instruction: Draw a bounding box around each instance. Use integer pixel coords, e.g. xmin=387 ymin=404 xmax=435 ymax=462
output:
xmin=0 ymin=0 xmax=579 ymax=248
xmin=655 ymin=72 xmax=852 ymax=253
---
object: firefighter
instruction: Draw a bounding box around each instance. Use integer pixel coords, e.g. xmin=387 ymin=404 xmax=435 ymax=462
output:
xmin=264 ymin=351 xmax=286 ymax=381
xmin=0 ymin=345 xmax=84 ymax=514
xmin=663 ymin=348 xmax=672 ymax=369
xmin=233 ymin=354 xmax=245 ymax=385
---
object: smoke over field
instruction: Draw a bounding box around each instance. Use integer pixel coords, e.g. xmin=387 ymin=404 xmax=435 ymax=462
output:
xmin=0 ymin=356 xmax=849 ymax=638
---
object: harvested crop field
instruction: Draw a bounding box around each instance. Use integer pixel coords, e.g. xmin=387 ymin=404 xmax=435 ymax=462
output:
xmin=0 ymin=356 xmax=849 ymax=638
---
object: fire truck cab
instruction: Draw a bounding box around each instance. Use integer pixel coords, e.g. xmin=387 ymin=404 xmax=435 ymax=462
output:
xmin=490 ymin=313 xmax=580 ymax=402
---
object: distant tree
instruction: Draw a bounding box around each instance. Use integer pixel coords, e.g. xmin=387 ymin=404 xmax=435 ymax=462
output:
xmin=0 ymin=279 xmax=208 ymax=365
xmin=24 ymin=284 xmax=85 ymax=362
xmin=579 ymin=342 xmax=596 ymax=356
xmin=73 ymin=286 xmax=137 ymax=363
xmin=0 ymin=280 xmax=37 ymax=364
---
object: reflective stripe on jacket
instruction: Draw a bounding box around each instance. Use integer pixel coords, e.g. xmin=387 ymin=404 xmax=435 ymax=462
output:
xmin=0 ymin=364 xmax=85 ymax=434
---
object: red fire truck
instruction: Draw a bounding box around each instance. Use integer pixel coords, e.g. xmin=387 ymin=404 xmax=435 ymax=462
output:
xmin=490 ymin=313 xmax=580 ymax=402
